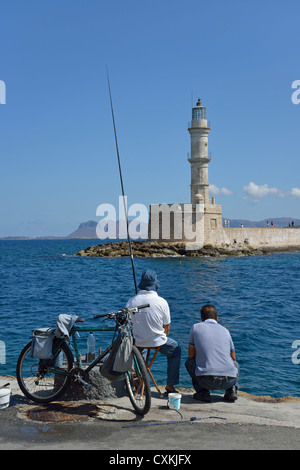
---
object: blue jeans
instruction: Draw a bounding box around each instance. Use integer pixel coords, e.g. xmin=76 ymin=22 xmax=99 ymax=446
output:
xmin=185 ymin=357 xmax=239 ymax=393
xmin=142 ymin=337 xmax=181 ymax=386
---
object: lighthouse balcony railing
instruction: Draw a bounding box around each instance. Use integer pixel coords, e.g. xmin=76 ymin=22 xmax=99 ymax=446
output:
xmin=188 ymin=120 xmax=211 ymax=129
xmin=187 ymin=152 xmax=212 ymax=161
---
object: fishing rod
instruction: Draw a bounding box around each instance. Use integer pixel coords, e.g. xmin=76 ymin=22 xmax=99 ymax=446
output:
xmin=106 ymin=66 xmax=138 ymax=294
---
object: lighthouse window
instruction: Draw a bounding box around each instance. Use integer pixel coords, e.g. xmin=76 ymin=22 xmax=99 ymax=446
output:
xmin=210 ymin=218 xmax=217 ymax=229
xmin=192 ymin=108 xmax=200 ymax=120
xmin=192 ymin=107 xmax=207 ymax=120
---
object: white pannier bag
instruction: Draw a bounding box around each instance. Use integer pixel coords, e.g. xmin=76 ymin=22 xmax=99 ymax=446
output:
xmin=30 ymin=328 xmax=54 ymax=360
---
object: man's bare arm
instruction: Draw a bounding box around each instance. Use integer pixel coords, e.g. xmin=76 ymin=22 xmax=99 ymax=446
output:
xmin=163 ymin=324 xmax=170 ymax=336
xmin=188 ymin=344 xmax=196 ymax=359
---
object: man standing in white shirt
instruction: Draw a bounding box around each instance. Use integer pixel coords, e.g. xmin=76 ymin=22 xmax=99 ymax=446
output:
xmin=126 ymin=269 xmax=181 ymax=395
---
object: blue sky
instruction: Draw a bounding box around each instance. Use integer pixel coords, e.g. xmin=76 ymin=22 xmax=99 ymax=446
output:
xmin=0 ymin=0 xmax=299 ymax=236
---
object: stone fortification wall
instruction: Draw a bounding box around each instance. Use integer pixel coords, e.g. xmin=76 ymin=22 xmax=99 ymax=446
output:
xmin=148 ymin=204 xmax=300 ymax=249
xmin=224 ymin=227 xmax=300 ymax=248
xmin=148 ymin=203 xmax=205 ymax=247
xmin=203 ymin=204 xmax=229 ymax=246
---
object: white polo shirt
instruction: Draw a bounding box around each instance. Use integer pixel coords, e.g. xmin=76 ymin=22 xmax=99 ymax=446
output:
xmin=126 ymin=290 xmax=171 ymax=347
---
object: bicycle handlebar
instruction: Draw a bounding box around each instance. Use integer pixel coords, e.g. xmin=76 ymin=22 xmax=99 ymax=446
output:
xmin=93 ymin=304 xmax=149 ymax=319
xmin=132 ymin=304 xmax=150 ymax=310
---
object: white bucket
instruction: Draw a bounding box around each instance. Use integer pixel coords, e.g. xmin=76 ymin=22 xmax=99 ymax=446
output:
xmin=168 ymin=393 xmax=182 ymax=410
xmin=0 ymin=388 xmax=11 ymax=409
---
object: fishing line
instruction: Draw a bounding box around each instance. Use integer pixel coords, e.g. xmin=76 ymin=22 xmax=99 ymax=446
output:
xmin=106 ymin=65 xmax=138 ymax=294
xmin=121 ymin=410 xmax=227 ymax=428
xmin=121 ymin=409 xmax=184 ymax=428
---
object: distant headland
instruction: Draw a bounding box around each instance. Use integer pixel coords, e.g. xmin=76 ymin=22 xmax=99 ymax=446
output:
xmin=1 ymin=217 xmax=299 ymax=241
xmin=68 ymin=218 xmax=300 ymax=239
xmin=1 ymin=217 xmax=299 ymax=240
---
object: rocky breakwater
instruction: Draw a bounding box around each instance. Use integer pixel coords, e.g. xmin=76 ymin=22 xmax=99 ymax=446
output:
xmin=74 ymin=241 xmax=273 ymax=258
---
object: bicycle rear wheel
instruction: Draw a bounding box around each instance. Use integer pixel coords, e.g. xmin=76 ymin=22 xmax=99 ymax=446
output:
xmin=16 ymin=340 xmax=74 ymax=404
xmin=125 ymin=345 xmax=151 ymax=415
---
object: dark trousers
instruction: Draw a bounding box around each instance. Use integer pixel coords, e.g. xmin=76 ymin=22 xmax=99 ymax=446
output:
xmin=140 ymin=337 xmax=181 ymax=385
xmin=185 ymin=357 xmax=239 ymax=393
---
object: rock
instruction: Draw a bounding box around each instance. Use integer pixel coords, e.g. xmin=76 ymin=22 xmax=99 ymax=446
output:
xmin=59 ymin=369 xmax=127 ymax=402
xmin=74 ymin=240 xmax=300 ymax=259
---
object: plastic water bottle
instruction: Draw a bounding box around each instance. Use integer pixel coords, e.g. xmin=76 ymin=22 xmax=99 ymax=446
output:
xmin=87 ymin=332 xmax=95 ymax=362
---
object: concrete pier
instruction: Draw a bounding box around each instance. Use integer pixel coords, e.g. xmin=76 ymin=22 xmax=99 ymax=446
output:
xmin=1 ymin=376 xmax=299 ymax=450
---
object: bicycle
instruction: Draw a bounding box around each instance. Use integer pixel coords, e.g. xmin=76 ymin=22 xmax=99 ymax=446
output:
xmin=16 ymin=304 xmax=152 ymax=415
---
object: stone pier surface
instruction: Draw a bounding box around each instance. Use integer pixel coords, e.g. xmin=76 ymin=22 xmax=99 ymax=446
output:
xmin=74 ymin=240 xmax=300 ymax=258
xmin=1 ymin=376 xmax=300 ymax=450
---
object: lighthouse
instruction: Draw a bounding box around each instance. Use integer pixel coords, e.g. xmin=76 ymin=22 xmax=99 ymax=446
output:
xmin=188 ymin=98 xmax=211 ymax=205
xmin=148 ymin=96 xmax=226 ymax=246
xmin=187 ymin=98 xmax=224 ymax=243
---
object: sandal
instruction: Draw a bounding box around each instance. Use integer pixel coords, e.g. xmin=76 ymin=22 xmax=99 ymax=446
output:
xmin=164 ymin=386 xmax=179 ymax=396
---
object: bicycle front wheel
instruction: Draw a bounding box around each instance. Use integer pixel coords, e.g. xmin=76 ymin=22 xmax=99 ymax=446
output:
xmin=16 ymin=340 xmax=74 ymax=404
xmin=125 ymin=345 xmax=151 ymax=415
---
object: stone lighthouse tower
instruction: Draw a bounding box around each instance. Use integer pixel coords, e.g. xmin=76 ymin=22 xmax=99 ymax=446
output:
xmin=188 ymin=98 xmax=211 ymax=205
xmin=148 ymin=96 xmax=226 ymax=247
xmin=187 ymin=98 xmax=224 ymax=244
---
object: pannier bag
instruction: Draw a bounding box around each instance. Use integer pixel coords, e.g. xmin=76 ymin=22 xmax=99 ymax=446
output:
xmin=100 ymin=322 xmax=133 ymax=382
xmin=100 ymin=336 xmax=127 ymax=382
xmin=30 ymin=328 xmax=54 ymax=360
xmin=113 ymin=327 xmax=133 ymax=372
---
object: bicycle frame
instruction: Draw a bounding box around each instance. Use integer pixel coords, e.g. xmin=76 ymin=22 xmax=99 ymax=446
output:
xmin=16 ymin=305 xmax=151 ymax=414
xmin=50 ymin=305 xmax=149 ymax=378
xmin=70 ymin=324 xmax=116 ymax=374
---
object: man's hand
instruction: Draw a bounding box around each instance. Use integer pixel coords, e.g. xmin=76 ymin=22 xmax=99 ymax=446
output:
xmin=76 ymin=317 xmax=85 ymax=323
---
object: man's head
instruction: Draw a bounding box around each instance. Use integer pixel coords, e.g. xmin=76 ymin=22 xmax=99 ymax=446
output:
xmin=201 ymin=304 xmax=218 ymax=322
xmin=138 ymin=269 xmax=160 ymax=291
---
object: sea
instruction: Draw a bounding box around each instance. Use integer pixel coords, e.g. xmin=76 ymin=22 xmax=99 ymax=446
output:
xmin=0 ymin=238 xmax=299 ymax=398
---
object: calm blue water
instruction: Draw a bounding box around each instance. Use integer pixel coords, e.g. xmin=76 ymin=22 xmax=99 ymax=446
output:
xmin=1 ymin=239 xmax=299 ymax=398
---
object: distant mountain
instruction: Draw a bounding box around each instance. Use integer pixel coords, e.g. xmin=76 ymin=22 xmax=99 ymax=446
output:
xmin=223 ymin=217 xmax=300 ymax=228
xmin=68 ymin=220 xmax=98 ymax=238
xmin=67 ymin=220 xmax=148 ymax=238
xmin=68 ymin=217 xmax=300 ymax=238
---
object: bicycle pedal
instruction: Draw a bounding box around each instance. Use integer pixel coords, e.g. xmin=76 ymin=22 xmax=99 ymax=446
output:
xmin=83 ymin=383 xmax=92 ymax=390
xmin=74 ymin=374 xmax=92 ymax=389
